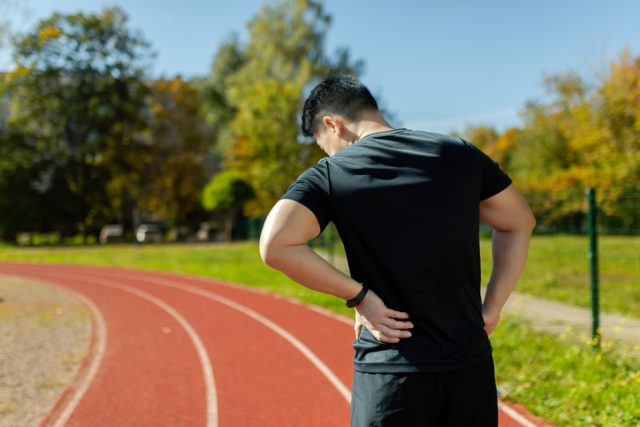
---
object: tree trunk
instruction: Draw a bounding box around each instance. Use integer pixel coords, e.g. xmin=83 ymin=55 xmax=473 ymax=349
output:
xmin=224 ymin=209 xmax=235 ymax=242
xmin=80 ymin=219 xmax=87 ymax=245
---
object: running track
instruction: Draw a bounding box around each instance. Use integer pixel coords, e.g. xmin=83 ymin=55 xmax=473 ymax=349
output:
xmin=0 ymin=262 xmax=551 ymax=427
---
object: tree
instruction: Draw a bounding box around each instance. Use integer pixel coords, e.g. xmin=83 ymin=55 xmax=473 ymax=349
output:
xmin=0 ymin=128 xmax=39 ymax=241
xmin=201 ymin=170 xmax=255 ymax=241
xmin=595 ymin=47 xmax=640 ymax=188
xmin=196 ymin=35 xmax=246 ymax=163
xmin=463 ymin=125 xmax=500 ymax=159
xmin=219 ymin=0 xmax=364 ymax=216
xmin=189 ymin=35 xmax=247 ymax=189
xmin=498 ymin=47 xmax=640 ymax=230
xmin=140 ymin=77 xmax=214 ymax=231
xmin=3 ymin=7 xmax=153 ymax=242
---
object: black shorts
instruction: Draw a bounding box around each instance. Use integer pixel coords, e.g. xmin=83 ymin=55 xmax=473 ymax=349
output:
xmin=350 ymin=356 xmax=498 ymax=427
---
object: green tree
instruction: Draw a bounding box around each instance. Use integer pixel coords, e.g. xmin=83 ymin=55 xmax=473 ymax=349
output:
xmin=595 ymin=47 xmax=640 ymax=188
xmin=141 ymin=77 xmax=213 ymax=232
xmin=189 ymin=35 xmax=247 ymax=191
xmin=202 ymin=170 xmax=255 ymax=241
xmin=463 ymin=125 xmax=500 ymax=159
xmin=498 ymin=47 xmax=640 ymax=231
xmin=0 ymin=128 xmax=39 ymax=241
xmin=220 ymin=0 xmax=364 ymax=216
xmin=195 ymin=35 xmax=246 ymax=166
xmin=3 ymin=6 xmax=153 ymax=242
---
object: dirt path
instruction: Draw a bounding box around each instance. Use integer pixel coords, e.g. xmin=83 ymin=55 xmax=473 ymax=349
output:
xmin=0 ymin=276 xmax=91 ymax=427
xmin=494 ymin=287 xmax=640 ymax=346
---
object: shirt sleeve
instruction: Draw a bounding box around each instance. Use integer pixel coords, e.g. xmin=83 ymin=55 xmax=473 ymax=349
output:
xmin=279 ymin=158 xmax=332 ymax=232
xmin=461 ymin=138 xmax=513 ymax=201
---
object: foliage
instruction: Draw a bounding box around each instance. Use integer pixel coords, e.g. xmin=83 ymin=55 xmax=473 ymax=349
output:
xmin=142 ymin=77 xmax=213 ymax=228
xmin=1 ymin=7 xmax=153 ymax=241
xmin=0 ymin=0 xmax=369 ymax=242
xmin=201 ymin=169 xmax=255 ymax=212
xmin=195 ymin=35 xmax=246 ymax=164
xmin=0 ymin=128 xmax=46 ymax=241
xmin=215 ymin=0 xmax=364 ymax=216
xmin=500 ymin=48 xmax=639 ymax=231
xmin=201 ymin=169 xmax=255 ymax=241
xmin=456 ymin=48 xmax=639 ymax=233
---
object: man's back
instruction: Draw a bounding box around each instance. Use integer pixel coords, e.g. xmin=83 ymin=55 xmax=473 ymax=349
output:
xmin=280 ymin=127 xmax=513 ymax=373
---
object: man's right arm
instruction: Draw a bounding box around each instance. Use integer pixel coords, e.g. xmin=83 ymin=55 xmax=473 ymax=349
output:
xmin=479 ymin=182 xmax=536 ymax=335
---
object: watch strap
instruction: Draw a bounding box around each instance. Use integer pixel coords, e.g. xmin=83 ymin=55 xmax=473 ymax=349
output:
xmin=346 ymin=284 xmax=368 ymax=307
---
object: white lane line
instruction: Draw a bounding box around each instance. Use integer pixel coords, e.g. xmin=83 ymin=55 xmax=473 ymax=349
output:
xmin=74 ymin=268 xmax=353 ymax=403
xmin=42 ymin=272 xmax=218 ymax=427
xmin=51 ymin=287 xmax=107 ymax=427
xmin=178 ymin=273 xmax=353 ymax=326
xmin=498 ymin=401 xmax=540 ymax=427
xmin=79 ymin=265 xmax=354 ymax=326
xmin=0 ymin=273 xmax=108 ymax=427
xmin=134 ymin=272 xmax=538 ymax=427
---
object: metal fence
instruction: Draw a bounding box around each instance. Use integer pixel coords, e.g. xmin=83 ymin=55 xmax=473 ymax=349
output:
xmin=525 ymin=184 xmax=639 ymax=349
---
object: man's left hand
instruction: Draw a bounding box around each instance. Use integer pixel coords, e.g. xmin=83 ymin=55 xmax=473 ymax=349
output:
xmin=353 ymin=288 xmax=413 ymax=343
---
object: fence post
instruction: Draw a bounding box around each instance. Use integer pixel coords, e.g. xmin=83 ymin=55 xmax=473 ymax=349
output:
xmin=586 ymin=187 xmax=601 ymax=350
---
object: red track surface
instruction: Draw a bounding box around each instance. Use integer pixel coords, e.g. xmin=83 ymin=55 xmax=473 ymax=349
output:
xmin=0 ymin=262 xmax=552 ymax=427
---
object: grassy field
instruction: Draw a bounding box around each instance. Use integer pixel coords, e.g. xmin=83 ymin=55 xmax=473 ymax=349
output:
xmin=0 ymin=240 xmax=638 ymax=426
xmin=0 ymin=242 xmax=353 ymax=315
xmin=488 ymin=234 xmax=639 ymax=318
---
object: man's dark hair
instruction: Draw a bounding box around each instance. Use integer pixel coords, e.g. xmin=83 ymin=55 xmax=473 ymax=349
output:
xmin=301 ymin=76 xmax=379 ymax=137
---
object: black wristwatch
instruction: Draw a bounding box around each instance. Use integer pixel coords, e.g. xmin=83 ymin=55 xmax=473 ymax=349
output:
xmin=346 ymin=284 xmax=368 ymax=307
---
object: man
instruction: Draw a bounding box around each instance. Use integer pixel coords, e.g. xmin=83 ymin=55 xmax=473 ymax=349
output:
xmin=259 ymin=76 xmax=536 ymax=426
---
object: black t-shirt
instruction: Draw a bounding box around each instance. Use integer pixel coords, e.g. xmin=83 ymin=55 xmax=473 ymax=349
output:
xmin=279 ymin=128 xmax=513 ymax=373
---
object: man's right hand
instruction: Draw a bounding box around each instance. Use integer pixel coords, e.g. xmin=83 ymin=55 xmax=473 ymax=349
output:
xmin=354 ymin=288 xmax=413 ymax=343
xmin=482 ymin=306 xmax=501 ymax=336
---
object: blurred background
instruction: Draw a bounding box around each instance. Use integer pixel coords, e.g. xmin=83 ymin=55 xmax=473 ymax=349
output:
xmin=1 ymin=0 xmax=638 ymax=245
xmin=0 ymin=1 xmax=638 ymax=425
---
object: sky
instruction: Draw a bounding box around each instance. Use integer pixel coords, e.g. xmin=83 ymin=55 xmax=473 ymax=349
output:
xmin=2 ymin=0 xmax=639 ymax=134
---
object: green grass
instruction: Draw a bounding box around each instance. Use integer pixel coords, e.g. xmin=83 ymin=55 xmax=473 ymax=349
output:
xmin=481 ymin=234 xmax=640 ymax=318
xmin=493 ymin=318 xmax=640 ymax=427
xmin=0 ymin=240 xmax=638 ymax=425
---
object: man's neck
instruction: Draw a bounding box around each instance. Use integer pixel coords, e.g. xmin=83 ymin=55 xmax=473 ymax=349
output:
xmin=353 ymin=115 xmax=394 ymax=142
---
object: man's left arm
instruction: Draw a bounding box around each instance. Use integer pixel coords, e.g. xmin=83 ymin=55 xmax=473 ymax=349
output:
xmin=259 ymin=199 xmax=414 ymax=343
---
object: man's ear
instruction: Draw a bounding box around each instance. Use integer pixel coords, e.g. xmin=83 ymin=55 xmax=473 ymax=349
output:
xmin=321 ymin=115 xmax=346 ymax=137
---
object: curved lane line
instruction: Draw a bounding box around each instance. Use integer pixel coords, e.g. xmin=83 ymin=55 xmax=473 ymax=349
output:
xmin=90 ymin=266 xmax=354 ymax=327
xmin=73 ymin=268 xmax=353 ymax=403
xmin=497 ymin=401 xmax=539 ymax=427
xmin=41 ymin=271 xmax=218 ymax=427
